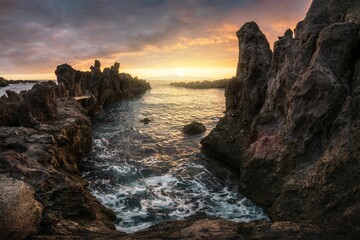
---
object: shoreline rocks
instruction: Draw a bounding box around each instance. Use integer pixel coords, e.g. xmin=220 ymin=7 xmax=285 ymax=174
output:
xmin=170 ymin=78 xmax=231 ymax=89
xmin=183 ymin=121 xmax=206 ymax=135
xmin=0 ymin=61 xmax=150 ymax=239
xmin=0 ymin=77 xmax=9 ymax=87
xmin=202 ymin=0 xmax=360 ymax=235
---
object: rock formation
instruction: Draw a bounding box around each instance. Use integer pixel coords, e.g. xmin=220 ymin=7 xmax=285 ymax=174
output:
xmin=183 ymin=121 xmax=206 ymax=135
xmin=55 ymin=60 xmax=150 ymax=116
xmin=202 ymin=0 xmax=360 ymax=235
xmin=0 ymin=77 xmax=9 ymax=87
xmin=0 ymin=61 xmax=150 ymax=239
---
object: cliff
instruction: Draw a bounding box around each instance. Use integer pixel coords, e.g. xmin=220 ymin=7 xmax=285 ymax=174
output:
xmin=0 ymin=61 xmax=150 ymax=239
xmin=202 ymin=0 xmax=360 ymax=235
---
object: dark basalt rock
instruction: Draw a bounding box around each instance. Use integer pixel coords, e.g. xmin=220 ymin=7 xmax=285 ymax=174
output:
xmin=183 ymin=121 xmax=206 ymax=135
xmin=56 ymin=60 xmax=150 ymax=116
xmin=140 ymin=117 xmax=151 ymax=124
xmin=202 ymin=0 xmax=360 ymax=233
xmin=170 ymin=78 xmax=231 ymax=89
xmin=202 ymin=21 xmax=272 ymax=168
xmin=0 ymin=61 xmax=151 ymax=239
xmin=0 ymin=77 xmax=9 ymax=87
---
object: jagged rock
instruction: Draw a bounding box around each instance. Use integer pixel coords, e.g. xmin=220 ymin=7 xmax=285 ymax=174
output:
xmin=0 ymin=99 xmax=116 ymax=238
xmin=0 ymin=60 xmax=151 ymax=239
xmin=0 ymin=77 xmax=8 ymax=87
xmin=90 ymin=59 xmax=102 ymax=76
xmin=202 ymin=21 xmax=271 ymax=167
xmin=20 ymin=81 xmax=58 ymax=123
xmin=56 ymin=61 xmax=150 ymax=116
xmin=202 ymin=0 xmax=360 ymax=232
xmin=183 ymin=121 xmax=206 ymax=135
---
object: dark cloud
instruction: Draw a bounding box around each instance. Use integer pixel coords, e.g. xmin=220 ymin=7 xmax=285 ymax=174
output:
xmin=0 ymin=0 xmax=311 ymax=76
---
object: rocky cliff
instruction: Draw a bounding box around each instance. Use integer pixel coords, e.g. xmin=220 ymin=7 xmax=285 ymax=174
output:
xmin=0 ymin=62 xmax=150 ymax=239
xmin=202 ymin=0 xmax=360 ymax=235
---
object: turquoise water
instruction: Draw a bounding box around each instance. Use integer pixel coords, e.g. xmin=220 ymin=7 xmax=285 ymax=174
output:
xmin=80 ymin=80 xmax=267 ymax=233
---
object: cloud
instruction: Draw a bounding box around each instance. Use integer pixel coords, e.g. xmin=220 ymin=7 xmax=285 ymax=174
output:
xmin=0 ymin=0 xmax=311 ymax=77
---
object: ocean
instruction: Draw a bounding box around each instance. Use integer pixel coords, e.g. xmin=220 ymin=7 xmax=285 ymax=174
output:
xmin=80 ymin=80 xmax=267 ymax=233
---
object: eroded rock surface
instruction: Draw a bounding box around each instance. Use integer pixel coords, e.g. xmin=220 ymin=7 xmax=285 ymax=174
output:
xmin=55 ymin=60 xmax=150 ymax=116
xmin=0 ymin=62 xmax=150 ymax=239
xmin=202 ymin=0 xmax=360 ymax=234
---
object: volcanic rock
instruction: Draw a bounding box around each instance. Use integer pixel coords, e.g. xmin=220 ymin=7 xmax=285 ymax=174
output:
xmin=202 ymin=0 xmax=360 ymax=233
xmin=0 ymin=61 xmax=151 ymax=239
xmin=140 ymin=117 xmax=151 ymax=124
xmin=183 ymin=121 xmax=206 ymax=135
xmin=56 ymin=60 xmax=150 ymax=116
xmin=0 ymin=77 xmax=8 ymax=87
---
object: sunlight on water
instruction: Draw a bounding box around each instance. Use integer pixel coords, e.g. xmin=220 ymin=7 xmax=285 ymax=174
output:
xmin=80 ymin=80 xmax=268 ymax=233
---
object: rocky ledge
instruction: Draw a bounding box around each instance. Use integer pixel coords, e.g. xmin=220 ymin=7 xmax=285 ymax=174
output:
xmin=0 ymin=61 xmax=150 ymax=239
xmin=202 ymin=0 xmax=360 ymax=237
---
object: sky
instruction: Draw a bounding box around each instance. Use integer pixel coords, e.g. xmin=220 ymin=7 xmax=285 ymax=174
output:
xmin=0 ymin=0 xmax=311 ymax=80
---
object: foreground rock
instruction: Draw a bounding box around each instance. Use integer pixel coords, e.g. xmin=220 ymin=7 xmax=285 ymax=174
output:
xmin=202 ymin=0 xmax=360 ymax=235
xmin=183 ymin=121 xmax=206 ymax=135
xmin=0 ymin=61 xmax=150 ymax=239
xmin=124 ymin=218 xmax=348 ymax=240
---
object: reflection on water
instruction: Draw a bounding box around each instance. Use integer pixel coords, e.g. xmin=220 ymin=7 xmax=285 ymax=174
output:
xmin=80 ymin=80 xmax=267 ymax=233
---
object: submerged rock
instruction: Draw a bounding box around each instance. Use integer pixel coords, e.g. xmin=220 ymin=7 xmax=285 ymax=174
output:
xmin=183 ymin=121 xmax=206 ymax=135
xmin=140 ymin=117 xmax=151 ymax=124
xmin=202 ymin=0 xmax=360 ymax=233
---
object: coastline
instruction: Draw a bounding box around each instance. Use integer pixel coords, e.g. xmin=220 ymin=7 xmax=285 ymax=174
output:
xmin=0 ymin=61 xmax=150 ymax=239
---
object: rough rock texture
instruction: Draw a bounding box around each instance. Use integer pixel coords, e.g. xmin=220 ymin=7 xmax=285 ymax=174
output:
xmin=0 ymin=62 xmax=150 ymax=239
xmin=202 ymin=0 xmax=360 ymax=234
xmin=55 ymin=60 xmax=150 ymax=116
xmin=203 ymin=22 xmax=272 ymax=167
xmin=0 ymin=175 xmax=43 ymax=239
xmin=0 ymin=77 xmax=9 ymax=87
xmin=183 ymin=121 xmax=206 ymax=135
xmin=124 ymin=218 xmax=349 ymax=240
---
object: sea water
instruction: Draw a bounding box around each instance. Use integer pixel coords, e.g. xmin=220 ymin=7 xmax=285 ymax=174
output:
xmin=80 ymin=80 xmax=268 ymax=233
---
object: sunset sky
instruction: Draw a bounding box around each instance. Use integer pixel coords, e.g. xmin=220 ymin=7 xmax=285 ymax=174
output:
xmin=0 ymin=0 xmax=311 ymax=80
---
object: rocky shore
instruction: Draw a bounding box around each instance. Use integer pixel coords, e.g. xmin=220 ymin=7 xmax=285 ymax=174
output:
xmin=202 ymin=0 xmax=360 ymax=238
xmin=0 ymin=61 xmax=150 ymax=239
xmin=170 ymin=78 xmax=231 ymax=89
xmin=1 ymin=0 xmax=359 ymax=239
xmin=0 ymin=77 xmax=41 ymax=88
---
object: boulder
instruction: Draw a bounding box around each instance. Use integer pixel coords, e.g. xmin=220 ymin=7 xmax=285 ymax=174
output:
xmin=183 ymin=121 xmax=206 ymax=135
xmin=0 ymin=77 xmax=8 ymax=87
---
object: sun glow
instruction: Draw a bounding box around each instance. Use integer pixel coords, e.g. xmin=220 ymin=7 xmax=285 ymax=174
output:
xmin=176 ymin=68 xmax=185 ymax=77
xmin=123 ymin=67 xmax=236 ymax=80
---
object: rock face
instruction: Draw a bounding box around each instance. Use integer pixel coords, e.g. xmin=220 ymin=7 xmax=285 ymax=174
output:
xmin=55 ymin=60 xmax=150 ymax=116
xmin=202 ymin=0 xmax=360 ymax=233
xmin=0 ymin=61 xmax=150 ymax=239
xmin=183 ymin=121 xmax=206 ymax=135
